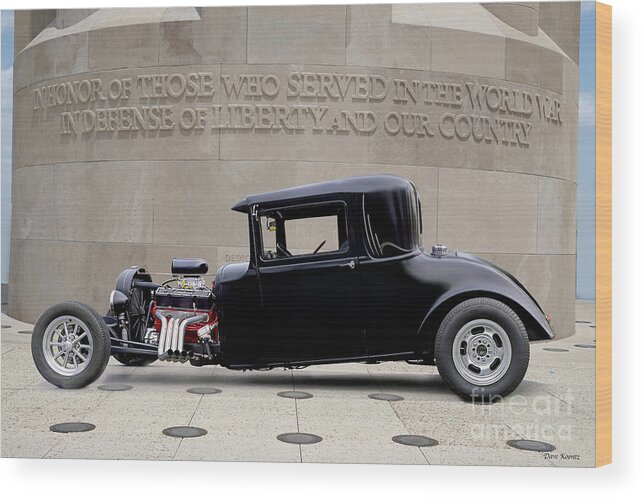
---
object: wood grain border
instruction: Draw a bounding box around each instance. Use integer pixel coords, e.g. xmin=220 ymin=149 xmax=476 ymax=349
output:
xmin=596 ymin=1 xmax=612 ymax=467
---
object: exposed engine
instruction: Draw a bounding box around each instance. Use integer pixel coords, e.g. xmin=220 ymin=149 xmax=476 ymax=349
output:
xmin=145 ymin=260 xmax=219 ymax=364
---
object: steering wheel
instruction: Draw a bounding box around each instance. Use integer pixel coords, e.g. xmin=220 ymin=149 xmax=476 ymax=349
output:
xmin=313 ymin=240 xmax=326 ymax=254
xmin=276 ymin=242 xmax=292 ymax=257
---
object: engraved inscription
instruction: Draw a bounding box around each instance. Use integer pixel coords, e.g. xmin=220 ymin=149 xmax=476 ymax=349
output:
xmin=31 ymin=70 xmax=564 ymax=147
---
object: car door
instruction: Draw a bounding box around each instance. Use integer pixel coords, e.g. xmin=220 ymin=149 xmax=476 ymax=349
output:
xmin=253 ymin=200 xmax=366 ymax=364
xmin=358 ymin=185 xmax=427 ymax=358
xmin=359 ymin=256 xmax=425 ymax=357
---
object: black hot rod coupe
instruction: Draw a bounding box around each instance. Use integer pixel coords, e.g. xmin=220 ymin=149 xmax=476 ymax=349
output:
xmin=32 ymin=175 xmax=553 ymax=400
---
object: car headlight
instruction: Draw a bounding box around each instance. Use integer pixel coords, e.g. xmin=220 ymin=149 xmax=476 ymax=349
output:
xmin=109 ymin=290 xmax=130 ymax=316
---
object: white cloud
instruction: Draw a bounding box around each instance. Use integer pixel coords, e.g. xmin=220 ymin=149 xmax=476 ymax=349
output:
xmin=1 ymin=65 xmax=13 ymax=160
xmin=1 ymin=66 xmax=13 ymax=107
xmin=1 ymin=64 xmax=12 ymax=284
xmin=2 ymin=64 xmax=14 ymax=196
xmin=578 ymin=90 xmax=596 ymax=128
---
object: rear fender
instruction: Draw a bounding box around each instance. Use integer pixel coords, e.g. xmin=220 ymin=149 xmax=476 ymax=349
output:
xmin=416 ymin=287 xmax=554 ymax=356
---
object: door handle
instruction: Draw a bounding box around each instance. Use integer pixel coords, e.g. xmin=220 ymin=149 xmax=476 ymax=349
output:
xmin=340 ymin=260 xmax=356 ymax=270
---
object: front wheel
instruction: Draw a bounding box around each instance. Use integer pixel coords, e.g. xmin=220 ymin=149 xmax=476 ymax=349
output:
xmin=32 ymin=302 xmax=112 ymax=389
xmin=435 ymin=297 xmax=529 ymax=401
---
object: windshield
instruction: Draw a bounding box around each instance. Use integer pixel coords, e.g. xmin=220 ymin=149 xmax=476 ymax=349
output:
xmin=363 ymin=184 xmax=422 ymax=258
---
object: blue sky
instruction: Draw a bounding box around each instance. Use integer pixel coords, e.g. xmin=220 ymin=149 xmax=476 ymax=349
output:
xmin=576 ymin=1 xmax=597 ymax=299
xmin=0 ymin=5 xmax=597 ymax=298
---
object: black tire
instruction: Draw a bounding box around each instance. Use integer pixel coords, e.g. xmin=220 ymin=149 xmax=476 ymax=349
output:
xmin=434 ymin=297 xmax=529 ymax=402
xmin=111 ymin=266 xmax=157 ymax=367
xmin=32 ymin=301 xmax=111 ymax=389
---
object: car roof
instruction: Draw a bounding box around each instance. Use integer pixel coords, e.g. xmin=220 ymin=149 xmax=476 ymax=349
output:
xmin=231 ymin=174 xmax=414 ymax=213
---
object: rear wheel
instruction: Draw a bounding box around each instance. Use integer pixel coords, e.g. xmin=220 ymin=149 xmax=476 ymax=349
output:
xmin=111 ymin=266 xmax=157 ymax=367
xmin=32 ymin=302 xmax=111 ymax=389
xmin=435 ymin=297 xmax=529 ymax=401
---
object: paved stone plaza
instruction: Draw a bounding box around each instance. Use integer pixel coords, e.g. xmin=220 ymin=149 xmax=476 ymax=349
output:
xmin=1 ymin=301 xmax=595 ymax=466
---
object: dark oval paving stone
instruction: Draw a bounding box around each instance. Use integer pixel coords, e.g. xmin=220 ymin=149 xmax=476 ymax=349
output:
xmin=187 ymin=387 xmax=222 ymax=395
xmin=162 ymin=426 xmax=207 ymax=438
xmin=507 ymin=439 xmax=556 ymax=452
xmin=574 ymin=344 xmax=596 ymax=349
xmin=97 ymin=384 xmax=133 ymax=391
xmin=543 ymin=347 xmax=569 ymax=352
xmin=368 ymin=393 xmax=405 ymax=401
xmin=277 ymin=432 xmax=322 ymax=445
xmin=50 ymin=422 xmax=96 ymax=433
xmin=392 ymin=435 xmax=438 ymax=447
xmin=575 ymin=320 xmax=591 ymax=324
xmin=277 ymin=391 xmax=313 ymax=399
xmin=1 ymin=325 xmax=10 ymax=329
xmin=17 ymin=330 xmax=33 ymax=334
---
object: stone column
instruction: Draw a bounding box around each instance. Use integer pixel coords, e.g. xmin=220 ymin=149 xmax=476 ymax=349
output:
xmin=10 ymin=4 xmax=579 ymax=337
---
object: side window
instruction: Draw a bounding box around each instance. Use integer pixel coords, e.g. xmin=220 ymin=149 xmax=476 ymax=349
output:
xmin=286 ymin=215 xmax=340 ymax=256
xmin=259 ymin=203 xmax=349 ymax=262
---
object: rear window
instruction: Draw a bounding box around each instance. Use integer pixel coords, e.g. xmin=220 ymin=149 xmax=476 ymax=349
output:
xmin=363 ymin=185 xmax=422 ymax=258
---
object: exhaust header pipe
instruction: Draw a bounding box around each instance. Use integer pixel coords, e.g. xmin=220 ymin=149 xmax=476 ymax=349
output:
xmin=178 ymin=314 xmax=208 ymax=354
xmin=155 ymin=310 xmax=168 ymax=358
xmin=154 ymin=310 xmax=208 ymax=362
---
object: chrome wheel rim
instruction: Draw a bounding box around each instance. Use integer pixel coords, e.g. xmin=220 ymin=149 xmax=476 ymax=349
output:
xmin=42 ymin=316 xmax=93 ymax=376
xmin=451 ymin=319 xmax=512 ymax=386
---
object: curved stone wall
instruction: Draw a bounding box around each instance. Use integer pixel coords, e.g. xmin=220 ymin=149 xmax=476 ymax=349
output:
xmin=10 ymin=4 xmax=579 ymax=337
